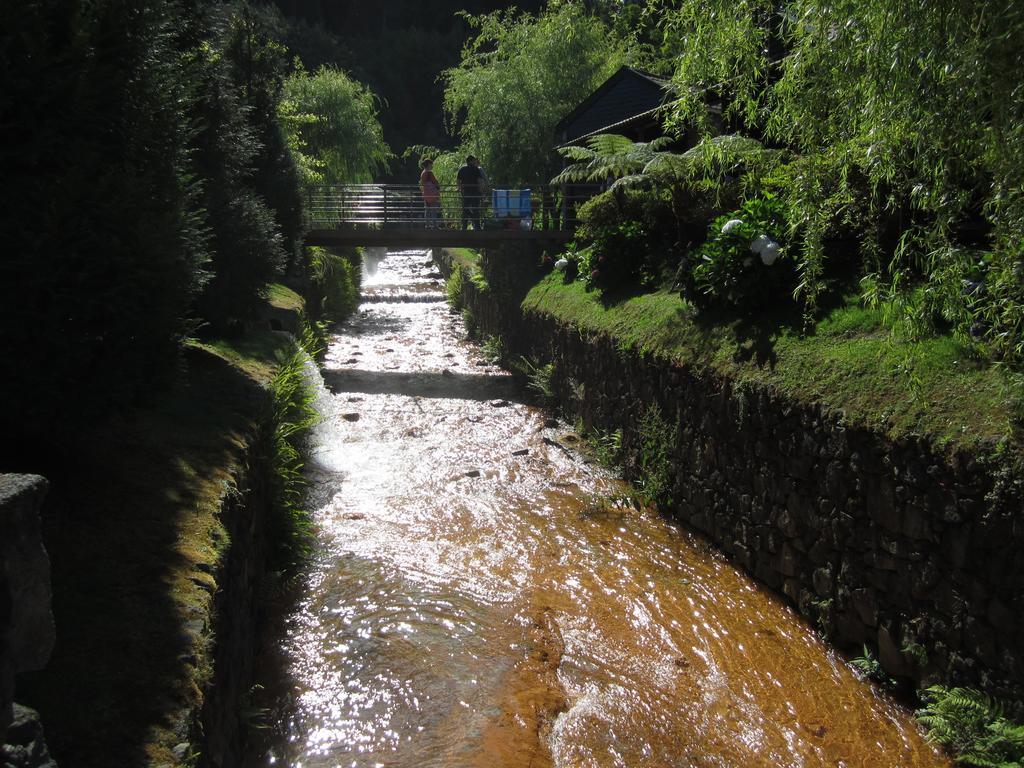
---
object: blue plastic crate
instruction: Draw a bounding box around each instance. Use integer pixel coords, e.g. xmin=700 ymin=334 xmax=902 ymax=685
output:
xmin=492 ymin=189 xmax=531 ymax=219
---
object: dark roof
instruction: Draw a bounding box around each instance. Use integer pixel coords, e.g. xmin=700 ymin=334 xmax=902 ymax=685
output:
xmin=554 ymin=66 xmax=673 ymax=145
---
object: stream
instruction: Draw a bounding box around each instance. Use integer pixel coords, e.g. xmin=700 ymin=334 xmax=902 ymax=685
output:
xmin=246 ymin=248 xmax=949 ymax=768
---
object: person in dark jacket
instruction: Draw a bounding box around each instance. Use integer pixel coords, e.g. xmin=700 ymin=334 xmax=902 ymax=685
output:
xmin=456 ymin=155 xmax=485 ymax=230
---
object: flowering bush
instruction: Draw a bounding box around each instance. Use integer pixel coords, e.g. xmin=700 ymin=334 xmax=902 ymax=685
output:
xmin=692 ymin=194 xmax=795 ymax=310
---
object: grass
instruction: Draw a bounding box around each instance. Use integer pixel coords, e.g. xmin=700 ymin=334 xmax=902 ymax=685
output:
xmin=18 ymin=308 xmax=303 ymax=766
xmin=523 ymin=275 xmax=1020 ymax=454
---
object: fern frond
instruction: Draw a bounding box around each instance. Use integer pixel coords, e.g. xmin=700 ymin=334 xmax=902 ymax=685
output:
xmin=608 ymin=173 xmax=649 ymax=190
xmin=558 ymin=145 xmax=598 ymax=162
xmin=586 ymin=132 xmax=637 ymax=156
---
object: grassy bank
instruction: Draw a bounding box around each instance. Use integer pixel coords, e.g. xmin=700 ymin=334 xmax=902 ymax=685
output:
xmin=523 ymin=274 xmax=1021 ymax=457
xmin=18 ymin=284 xmax=313 ymax=767
xmin=448 ymin=247 xmax=1020 ymax=454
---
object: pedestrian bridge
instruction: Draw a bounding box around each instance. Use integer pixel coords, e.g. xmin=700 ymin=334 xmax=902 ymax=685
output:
xmin=303 ymin=183 xmax=595 ymax=248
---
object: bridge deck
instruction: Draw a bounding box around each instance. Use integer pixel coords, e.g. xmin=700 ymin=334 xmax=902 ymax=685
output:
xmin=303 ymin=182 xmax=595 ymax=249
xmin=305 ymin=227 xmax=572 ymax=249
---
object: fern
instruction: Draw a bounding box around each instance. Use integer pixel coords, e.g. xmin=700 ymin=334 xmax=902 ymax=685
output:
xmin=513 ymin=356 xmax=555 ymax=402
xmin=917 ymin=686 xmax=1024 ymax=767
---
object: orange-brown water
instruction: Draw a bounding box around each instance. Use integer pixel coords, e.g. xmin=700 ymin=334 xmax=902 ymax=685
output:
xmin=250 ymin=249 xmax=949 ymax=768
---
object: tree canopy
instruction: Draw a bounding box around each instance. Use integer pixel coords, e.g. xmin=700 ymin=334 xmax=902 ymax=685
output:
xmin=649 ymin=0 xmax=1024 ymax=359
xmin=280 ymin=65 xmax=392 ymax=185
xmin=442 ymin=3 xmax=630 ymax=184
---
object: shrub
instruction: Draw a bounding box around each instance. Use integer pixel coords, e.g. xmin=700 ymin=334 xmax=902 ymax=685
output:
xmin=691 ymin=194 xmax=795 ymax=311
xmin=0 ymin=0 xmax=207 ymax=452
xmin=575 ymin=187 xmax=678 ymax=291
xmin=956 ymin=245 xmax=1024 ymax=365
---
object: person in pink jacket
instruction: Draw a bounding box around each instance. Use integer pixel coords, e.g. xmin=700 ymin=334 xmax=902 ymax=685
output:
xmin=419 ymin=157 xmax=441 ymax=228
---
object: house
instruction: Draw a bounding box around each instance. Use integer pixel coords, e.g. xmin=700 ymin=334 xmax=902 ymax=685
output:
xmin=554 ymin=65 xmax=675 ymax=149
xmin=551 ymin=66 xmax=677 ymax=227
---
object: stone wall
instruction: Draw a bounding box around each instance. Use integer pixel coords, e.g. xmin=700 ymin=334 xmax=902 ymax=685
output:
xmin=438 ymin=248 xmax=1024 ymax=701
xmin=1 ymin=474 xmax=57 ymax=767
xmin=196 ymin=425 xmax=275 ymax=768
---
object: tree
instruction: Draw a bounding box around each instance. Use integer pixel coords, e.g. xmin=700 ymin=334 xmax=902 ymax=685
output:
xmin=442 ymin=3 xmax=629 ymax=184
xmin=223 ymin=3 xmax=306 ymax=276
xmin=653 ymin=0 xmax=1024 ymax=355
xmin=0 ymin=0 xmax=207 ymax=452
xmin=280 ymin=65 xmax=392 ymax=185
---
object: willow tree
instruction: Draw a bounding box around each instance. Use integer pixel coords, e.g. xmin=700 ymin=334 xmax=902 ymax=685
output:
xmin=654 ymin=0 xmax=1024 ymax=358
xmin=442 ymin=2 xmax=629 ymax=185
xmin=770 ymin=0 xmax=1024 ymax=359
xmin=280 ymin=65 xmax=392 ymax=185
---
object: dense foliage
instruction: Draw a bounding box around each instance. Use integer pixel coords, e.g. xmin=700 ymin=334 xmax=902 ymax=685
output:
xmin=442 ymin=3 xmax=628 ymax=183
xmin=0 ymin=0 xmax=387 ymax=459
xmin=280 ymin=65 xmax=391 ymax=185
xmin=546 ymin=1 xmax=1023 ymax=366
xmin=0 ymin=0 xmax=206 ymax=449
xmin=650 ymin=0 xmax=1024 ymax=362
xmin=692 ymin=195 xmax=794 ymax=310
xmin=191 ymin=4 xmax=295 ymax=331
xmin=569 ymin=187 xmax=678 ymax=291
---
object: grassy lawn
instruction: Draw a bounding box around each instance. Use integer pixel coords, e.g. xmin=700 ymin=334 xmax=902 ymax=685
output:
xmin=18 ymin=317 xmax=296 ymax=766
xmin=523 ymin=274 xmax=1021 ymax=454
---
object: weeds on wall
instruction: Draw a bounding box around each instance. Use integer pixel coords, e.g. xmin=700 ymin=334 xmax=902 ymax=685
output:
xmin=592 ymin=428 xmax=624 ymax=469
xmin=461 ymin=308 xmax=477 ymax=338
xmin=636 ymin=404 xmax=678 ymax=506
xmin=266 ymin=338 xmax=320 ymax=573
xmin=446 ymin=266 xmax=465 ymax=311
xmin=481 ymin=335 xmax=505 ymax=365
xmin=308 ymin=246 xmax=361 ymax=322
xmin=513 ymin=356 xmax=555 ymax=404
xmin=849 ymin=645 xmax=893 ymax=688
xmin=575 ymin=424 xmax=624 ymax=471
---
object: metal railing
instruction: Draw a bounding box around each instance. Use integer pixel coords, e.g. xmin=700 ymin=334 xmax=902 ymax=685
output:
xmin=304 ymin=183 xmax=601 ymax=232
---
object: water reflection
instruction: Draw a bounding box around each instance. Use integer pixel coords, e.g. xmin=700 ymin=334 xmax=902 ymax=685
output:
xmin=249 ymin=249 xmax=948 ymax=768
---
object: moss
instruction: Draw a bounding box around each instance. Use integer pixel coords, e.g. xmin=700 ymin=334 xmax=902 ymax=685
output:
xmin=523 ymin=275 xmax=1019 ymax=454
xmin=190 ymin=332 xmax=295 ymax=384
xmin=263 ymin=282 xmax=304 ymax=312
xmin=18 ymin=299 xmax=304 ymax=766
xmin=446 ymin=247 xmax=481 ymax=272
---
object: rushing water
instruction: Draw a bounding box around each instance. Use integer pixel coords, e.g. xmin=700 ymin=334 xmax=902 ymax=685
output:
xmin=248 ymin=249 xmax=949 ymax=768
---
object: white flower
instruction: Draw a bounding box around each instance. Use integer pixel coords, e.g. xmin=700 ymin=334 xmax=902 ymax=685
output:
xmin=554 ymin=258 xmax=569 ymax=271
xmin=760 ymin=242 xmax=781 ymax=265
xmin=721 ymin=218 xmax=743 ymax=234
xmin=750 ymin=234 xmax=771 ymax=253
